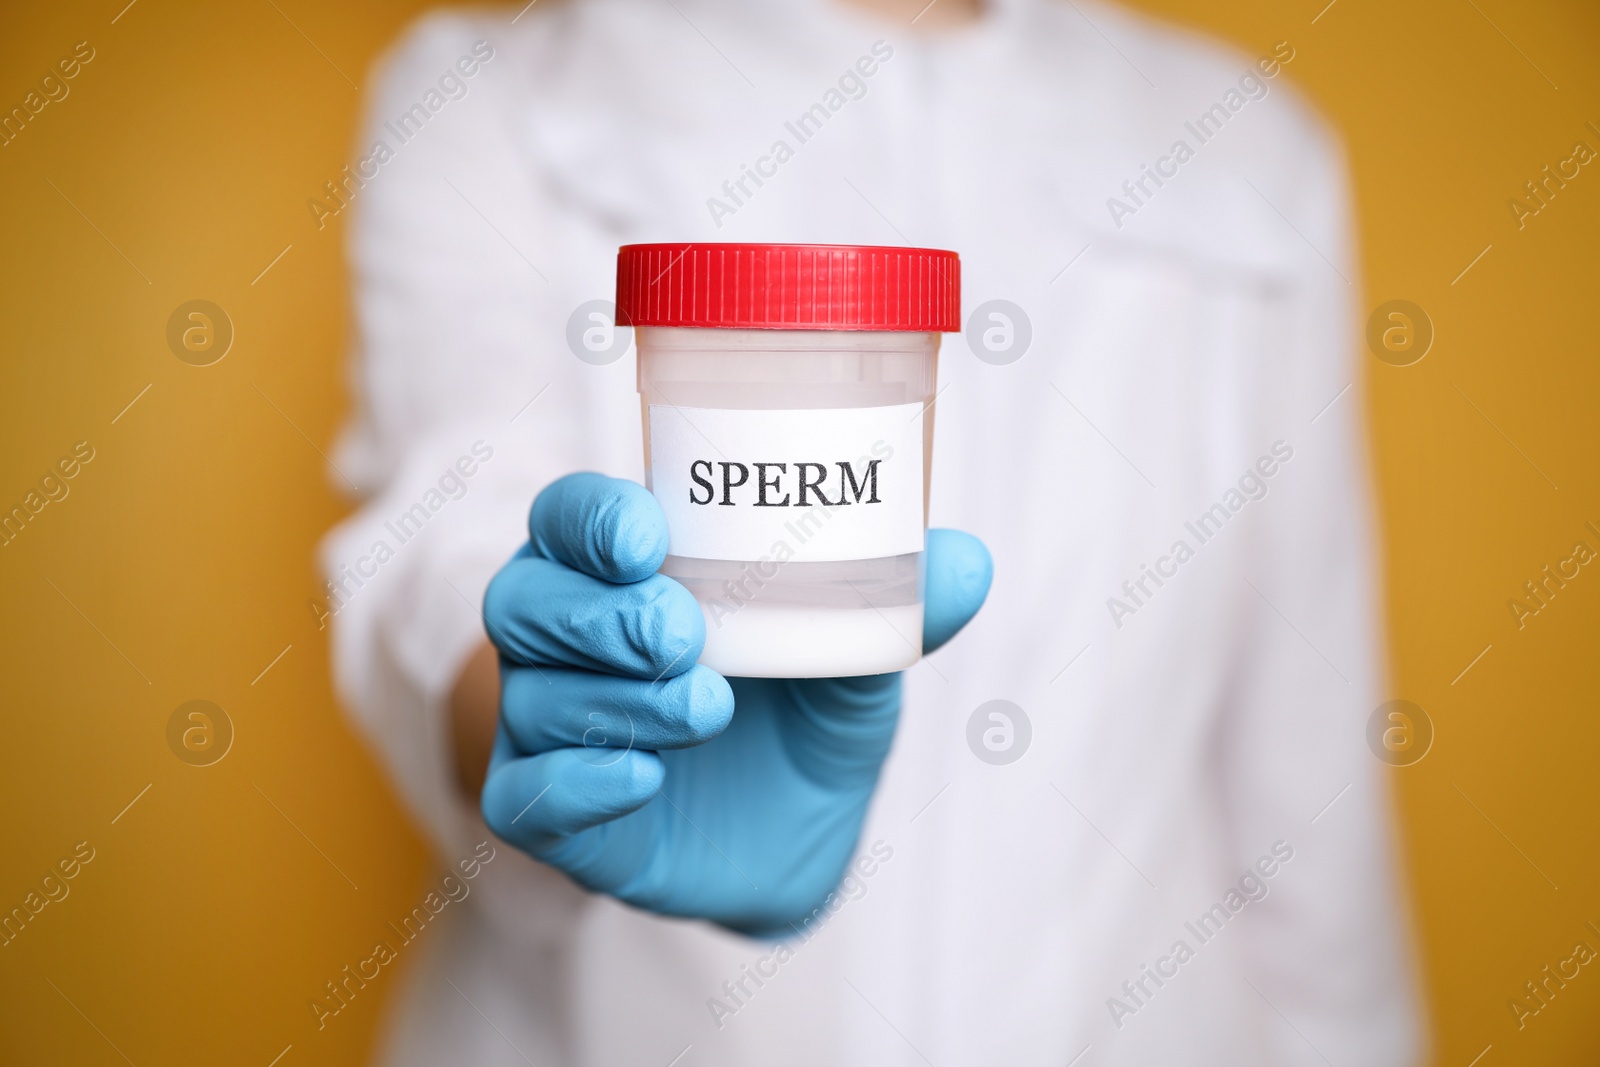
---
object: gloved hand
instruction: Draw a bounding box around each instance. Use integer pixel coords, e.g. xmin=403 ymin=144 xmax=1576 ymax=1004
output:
xmin=480 ymin=472 xmax=991 ymax=937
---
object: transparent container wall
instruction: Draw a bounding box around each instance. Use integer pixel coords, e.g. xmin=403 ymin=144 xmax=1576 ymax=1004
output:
xmin=637 ymin=327 xmax=939 ymax=678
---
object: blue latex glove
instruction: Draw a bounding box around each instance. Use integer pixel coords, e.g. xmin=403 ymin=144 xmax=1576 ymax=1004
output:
xmin=480 ymin=472 xmax=992 ymax=936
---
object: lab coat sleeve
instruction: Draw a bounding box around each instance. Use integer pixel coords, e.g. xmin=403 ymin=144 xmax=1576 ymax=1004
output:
xmin=1215 ymin=116 xmax=1427 ymax=1063
xmin=318 ymin=12 xmax=595 ymax=942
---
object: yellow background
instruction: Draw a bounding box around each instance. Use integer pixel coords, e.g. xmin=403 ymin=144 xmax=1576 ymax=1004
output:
xmin=0 ymin=1 xmax=1595 ymax=1063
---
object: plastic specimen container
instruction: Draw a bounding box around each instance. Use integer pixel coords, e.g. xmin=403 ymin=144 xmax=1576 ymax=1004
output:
xmin=616 ymin=242 xmax=961 ymax=678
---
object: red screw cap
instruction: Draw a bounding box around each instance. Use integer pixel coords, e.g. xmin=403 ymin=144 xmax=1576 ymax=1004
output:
xmin=616 ymin=243 xmax=961 ymax=332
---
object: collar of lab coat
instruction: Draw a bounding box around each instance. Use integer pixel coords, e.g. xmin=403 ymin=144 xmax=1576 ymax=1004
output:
xmin=499 ymin=0 xmax=1334 ymax=286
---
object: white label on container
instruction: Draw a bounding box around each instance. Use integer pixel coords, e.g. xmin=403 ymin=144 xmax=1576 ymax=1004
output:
xmin=648 ymin=403 xmax=925 ymax=563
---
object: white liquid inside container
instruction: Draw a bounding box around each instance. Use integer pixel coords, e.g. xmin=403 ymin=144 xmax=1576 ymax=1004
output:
xmin=661 ymin=552 xmax=923 ymax=678
xmin=690 ymin=602 xmax=923 ymax=678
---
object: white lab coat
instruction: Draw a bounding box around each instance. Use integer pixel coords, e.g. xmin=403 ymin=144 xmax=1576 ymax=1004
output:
xmin=320 ymin=0 xmax=1426 ymax=1063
